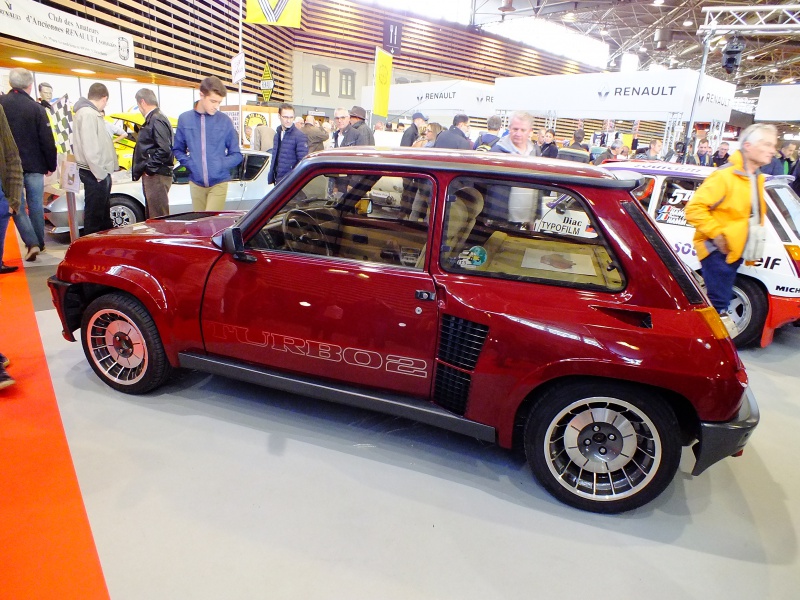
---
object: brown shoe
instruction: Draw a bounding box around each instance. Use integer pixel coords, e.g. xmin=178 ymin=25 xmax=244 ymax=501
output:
xmin=0 ymin=366 xmax=15 ymax=390
xmin=25 ymin=246 xmax=40 ymax=261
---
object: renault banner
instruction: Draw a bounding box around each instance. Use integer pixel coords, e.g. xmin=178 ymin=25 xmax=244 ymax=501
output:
xmin=244 ymin=0 xmax=302 ymax=28
xmin=0 ymin=0 xmax=134 ymax=67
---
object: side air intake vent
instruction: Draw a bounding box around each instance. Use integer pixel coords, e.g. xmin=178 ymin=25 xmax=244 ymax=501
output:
xmin=433 ymin=315 xmax=490 ymax=416
xmin=438 ymin=315 xmax=489 ymax=371
xmin=433 ymin=364 xmax=472 ymax=415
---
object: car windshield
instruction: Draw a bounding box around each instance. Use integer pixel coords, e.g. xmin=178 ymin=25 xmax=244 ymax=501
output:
xmin=767 ymin=184 xmax=800 ymax=239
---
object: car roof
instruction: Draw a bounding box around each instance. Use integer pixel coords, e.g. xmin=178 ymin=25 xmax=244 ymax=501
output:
xmin=602 ymin=160 xmax=795 ymax=189
xmin=306 ymin=148 xmax=640 ymax=190
xmin=602 ymin=161 xmax=717 ymax=178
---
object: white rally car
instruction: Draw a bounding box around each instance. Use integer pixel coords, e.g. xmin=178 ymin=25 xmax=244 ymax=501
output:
xmin=43 ymin=150 xmax=273 ymax=233
xmin=605 ymin=161 xmax=800 ymax=347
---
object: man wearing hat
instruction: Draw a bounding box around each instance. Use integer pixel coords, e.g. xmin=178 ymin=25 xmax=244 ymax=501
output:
xmin=401 ymin=112 xmax=428 ymax=147
xmin=348 ymin=105 xmax=375 ymax=145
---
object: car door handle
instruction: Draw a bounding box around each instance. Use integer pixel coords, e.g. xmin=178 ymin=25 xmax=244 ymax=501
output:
xmin=415 ymin=290 xmax=436 ymax=301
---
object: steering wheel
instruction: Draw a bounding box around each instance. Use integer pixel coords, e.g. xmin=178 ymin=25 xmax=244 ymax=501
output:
xmin=281 ymin=209 xmax=333 ymax=256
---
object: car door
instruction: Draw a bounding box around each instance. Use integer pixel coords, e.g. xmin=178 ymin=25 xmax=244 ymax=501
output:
xmin=199 ymin=168 xmax=439 ymax=399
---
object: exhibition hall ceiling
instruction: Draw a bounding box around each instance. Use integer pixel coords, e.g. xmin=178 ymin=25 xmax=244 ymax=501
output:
xmin=472 ymin=0 xmax=800 ymax=89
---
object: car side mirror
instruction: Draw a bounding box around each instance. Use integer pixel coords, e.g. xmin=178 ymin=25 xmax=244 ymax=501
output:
xmin=222 ymin=227 xmax=256 ymax=263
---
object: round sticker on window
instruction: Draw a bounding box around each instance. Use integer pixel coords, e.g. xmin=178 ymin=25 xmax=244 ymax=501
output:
xmin=457 ymin=246 xmax=488 ymax=268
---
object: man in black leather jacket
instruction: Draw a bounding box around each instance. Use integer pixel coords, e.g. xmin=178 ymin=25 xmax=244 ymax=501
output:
xmin=132 ymin=88 xmax=174 ymax=218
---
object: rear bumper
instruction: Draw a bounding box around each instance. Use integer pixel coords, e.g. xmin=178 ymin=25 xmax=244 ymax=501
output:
xmin=692 ymin=387 xmax=759 ymax=476
xmin=761 ymin=294 xmax=800 ymax=346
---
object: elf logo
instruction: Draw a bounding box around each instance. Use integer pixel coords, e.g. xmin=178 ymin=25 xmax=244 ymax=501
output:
xmin=751 ymin=256 xmax=782 ymax=270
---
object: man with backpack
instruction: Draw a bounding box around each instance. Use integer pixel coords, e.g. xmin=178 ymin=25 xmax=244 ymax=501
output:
xmin=474 ymin=115 xmax=503 ymax=151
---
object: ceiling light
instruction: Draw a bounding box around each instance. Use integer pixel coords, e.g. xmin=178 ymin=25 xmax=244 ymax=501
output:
xmin=498 ymin=0 xmax=515 ymax=12
xmin=770 ymin=68 xmax=778 ymax=73
xmin=683 ymin=20 xmax=693 ymax=27
xmin=563 ymin=12 xmax=576 ymax=22
xmin=746 ymin=55 xmax=756 ymax=60
xmin=117 ymin=77 xmax=137 ymax=82
xmin=742 ymin=89 xmax=749 ymax=94
xmin=638 ymin=46 xmax=648 ymax=53
xmin=11 ymin=56 xmax=42 ymax=64
xmin=599 ymin=29 xmax=609 ymax=36
xmin=72 ymin=68 xmax=96 ymax=74
xmin=653 ymin=0 xmax=664 ymax=5
xmin=781 ymin=77 xmax=795 ymax=83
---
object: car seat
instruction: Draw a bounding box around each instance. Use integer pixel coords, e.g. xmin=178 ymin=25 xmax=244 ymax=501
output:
xmin=416 ymin=186 xmax=484 ymax=268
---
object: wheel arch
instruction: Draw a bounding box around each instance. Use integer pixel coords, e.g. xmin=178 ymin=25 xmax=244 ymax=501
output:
xmin=510 ymin=375 xmax=700 ymax=454
xmin=59 ymin=278 xmax=179 ymax=365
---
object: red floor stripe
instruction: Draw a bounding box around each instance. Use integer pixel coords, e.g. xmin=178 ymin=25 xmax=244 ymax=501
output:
xmin=0 ymin=225 xmax=109 ymax=599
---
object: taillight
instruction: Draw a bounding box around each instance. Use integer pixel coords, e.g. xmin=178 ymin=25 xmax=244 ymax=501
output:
xmin=695 ymin=307 xmax=729 ymax=340
xmin=785 ymin=244 xmax=800 ymax=277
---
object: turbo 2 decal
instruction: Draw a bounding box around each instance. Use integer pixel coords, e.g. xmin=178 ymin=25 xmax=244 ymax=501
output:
xmin=207 ymin=322 xmax=429 ymax=378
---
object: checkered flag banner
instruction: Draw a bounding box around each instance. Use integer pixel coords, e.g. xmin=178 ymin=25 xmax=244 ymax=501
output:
xmin=51 ymin=94 xmax=73 ymax=154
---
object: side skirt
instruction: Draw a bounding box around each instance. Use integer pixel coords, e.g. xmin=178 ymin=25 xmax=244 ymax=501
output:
xmin=178 ymin=352 xmax=497 ymax=443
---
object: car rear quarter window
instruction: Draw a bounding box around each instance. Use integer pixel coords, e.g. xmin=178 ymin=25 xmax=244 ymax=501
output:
xmin=654 ymin=177 xmax=701 ymax=227
xmin=440 ymin=176 xmax=625 ymax=292
xmin=767 ymin=184 xmax=800 ymax=240
xmin=243 ymin=155 xmax=268 ymax=180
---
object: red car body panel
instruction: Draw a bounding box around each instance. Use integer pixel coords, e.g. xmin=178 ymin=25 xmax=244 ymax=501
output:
xmin=51 ymin=149 xmax=751 ymax=453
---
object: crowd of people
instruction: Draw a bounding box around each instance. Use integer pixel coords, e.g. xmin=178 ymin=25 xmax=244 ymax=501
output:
xmin=0 ymin=68 xmax=793 ymax=384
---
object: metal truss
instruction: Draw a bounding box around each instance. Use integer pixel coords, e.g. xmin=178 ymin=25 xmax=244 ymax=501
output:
xmin=699 ymin=4 xmax=800 ymax=35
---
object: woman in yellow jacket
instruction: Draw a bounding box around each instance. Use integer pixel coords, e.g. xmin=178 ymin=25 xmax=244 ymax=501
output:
xmin=685 ymin=124 xmax=777 ymax=322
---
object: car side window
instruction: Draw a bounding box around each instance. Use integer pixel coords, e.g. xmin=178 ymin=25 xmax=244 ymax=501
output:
xmin=654 ymin=177 xmax=701 ymax=227
xmin=248 ymin=171 xmax=432 ymax=270
xmin=441 ymin=176 xmax=625 ymax=291
xmin=243 ymin=155 xmax=268 ymax=181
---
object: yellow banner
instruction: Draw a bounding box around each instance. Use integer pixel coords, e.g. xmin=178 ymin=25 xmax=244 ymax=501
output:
xmin=373 ymin=47 xmax=393 ymax=118
xmin=244 ymin=0 xmax=302 ymax=28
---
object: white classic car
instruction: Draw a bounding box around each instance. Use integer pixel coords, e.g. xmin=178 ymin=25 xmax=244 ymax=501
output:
xmin=43 ymin=150 xmax=273 ymax=233
xmin=604 ymin=161 xmax=800 ymax=347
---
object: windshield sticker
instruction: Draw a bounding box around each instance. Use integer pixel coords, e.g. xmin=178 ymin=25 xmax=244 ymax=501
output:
xmin=656 ymin=205 xmax=689 ymax=226
xmin=534 ymin=209 xmax=598 ymax=238
xmin=456 ymin=246 xmax=488 ymax=268
xmin=521 ymin=248 xmax=597 ymax=276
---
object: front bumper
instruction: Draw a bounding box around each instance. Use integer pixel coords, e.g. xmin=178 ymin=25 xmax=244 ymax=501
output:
xmin=692 ymin=387 xmax=759 ymax=476
xmin=47 ymin=276 xmax=78 ymax=342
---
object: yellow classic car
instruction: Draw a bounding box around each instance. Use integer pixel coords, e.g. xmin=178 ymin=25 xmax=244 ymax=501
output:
xmin=105 ymin=112 xmax=178 ymax=171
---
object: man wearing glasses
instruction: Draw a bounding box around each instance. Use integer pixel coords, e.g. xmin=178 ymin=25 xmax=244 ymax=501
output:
xmin=331 ymin=107 xmax=362 ymax=148
xmin=269 ymin=103 xmax=308 ymax=185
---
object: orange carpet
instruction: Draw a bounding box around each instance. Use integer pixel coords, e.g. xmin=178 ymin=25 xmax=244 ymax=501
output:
xmin=0 ymin=225 xmax=109 ymax=599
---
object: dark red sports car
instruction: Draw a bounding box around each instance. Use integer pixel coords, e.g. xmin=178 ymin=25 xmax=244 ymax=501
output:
xmin=49 ymin=149 xmax=758 ymax=513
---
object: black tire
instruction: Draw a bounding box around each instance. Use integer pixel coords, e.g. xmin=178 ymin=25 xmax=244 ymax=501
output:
xmin=524 ymin=381 xmax=682 ymax=513
xmin=109 ymin=194 xmax=146 ymax=228
xmin=80 ymin=293 xmax=172 ymax=394
xmin=728 ymin=276 xmax=768 ymax=348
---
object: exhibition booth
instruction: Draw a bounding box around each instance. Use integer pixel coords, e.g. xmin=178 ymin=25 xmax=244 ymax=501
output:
xmin=494 ymin=69 xmax=736 ymax=152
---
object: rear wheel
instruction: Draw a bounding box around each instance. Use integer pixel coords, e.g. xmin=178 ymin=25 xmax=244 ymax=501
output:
xmin=81 ymin=293 xmax=172 ymax=394
xmin=728 ymin=276 xmax=768 ymax=348
xmin=110 ymin=194 xmax=146 ymax=228
xmin=524 ymin=381 xmax=681 ymax=513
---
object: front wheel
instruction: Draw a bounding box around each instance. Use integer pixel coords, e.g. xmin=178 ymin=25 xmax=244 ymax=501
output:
xmin=524 ymin=381 xmax=681 ymax=513
xmin=110 ymin=194 xmax=146 ymax=228
xmin=80 ymin=293 xmax=172 ymax=394
xmin=728 ymin=276 xmax=768 ymax=348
